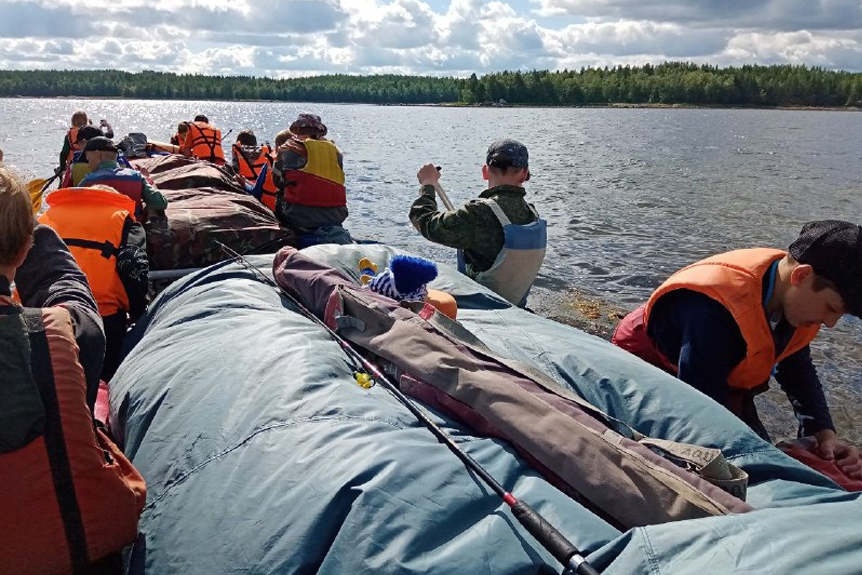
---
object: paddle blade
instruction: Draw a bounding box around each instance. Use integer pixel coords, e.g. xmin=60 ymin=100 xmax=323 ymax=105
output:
xmin=26 ymin=178 xmax=47 ymax=214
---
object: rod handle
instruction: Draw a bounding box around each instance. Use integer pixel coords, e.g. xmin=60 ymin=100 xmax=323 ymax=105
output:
xmin=511 ymin=500 xmax=599 ymax=575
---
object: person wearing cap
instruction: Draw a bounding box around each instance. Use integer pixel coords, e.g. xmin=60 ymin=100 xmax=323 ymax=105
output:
xmin=59 ymin=125 xmax=104 ymax=188
xmin=78 ymin=136 xmax=167 ymax=219
xmin=271 ymin=113 xmax=351 ymax=247
xmin=180 ymin=114 xmax=226 ymax=165
xmin=612 ymin=220 xmax=862 ymax=479
xmin=409 ymin=139 xmax=546 ymax=307
xmin=38 ymin=182 xmax=150 ymax=382
xmin=57 ymin=111 xmax=113 ymax=174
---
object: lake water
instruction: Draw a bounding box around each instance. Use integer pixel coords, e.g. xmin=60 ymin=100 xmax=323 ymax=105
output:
xmin=1 ymin=98 xmax=860 ymax=441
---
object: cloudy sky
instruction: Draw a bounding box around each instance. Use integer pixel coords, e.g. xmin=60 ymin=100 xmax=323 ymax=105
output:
xmin=0 ymin=0 xmax=860 ymax=77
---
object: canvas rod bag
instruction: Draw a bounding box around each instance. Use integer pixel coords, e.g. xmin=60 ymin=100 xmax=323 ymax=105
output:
xmin=273 ymin=248 xmax=751 ymax=529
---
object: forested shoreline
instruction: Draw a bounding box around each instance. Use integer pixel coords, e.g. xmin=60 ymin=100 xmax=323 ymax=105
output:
xmin=1 ymin=63 xmax=859 ymax=108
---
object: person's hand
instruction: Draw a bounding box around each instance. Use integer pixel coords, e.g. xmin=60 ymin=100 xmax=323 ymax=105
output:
xmin=814 ymin=429 xmax=862 ymax=479
xmin=417 ymin=163 xmax=440 ymax=187
xmin=99 ymin=119 xmax=108 ymax=127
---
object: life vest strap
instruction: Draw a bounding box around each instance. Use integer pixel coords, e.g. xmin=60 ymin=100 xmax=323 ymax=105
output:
xmin=23 ymin=309 xmax=90 ymax=570
xmin=63 ymin=238 xmax=119 ymax=259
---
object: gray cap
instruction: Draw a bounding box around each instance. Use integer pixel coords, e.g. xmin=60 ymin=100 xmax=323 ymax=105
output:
xmin=788 ymin=219 xmax=862 ymax=317
xmin=486 ymin=139 xmax=528 ymax=169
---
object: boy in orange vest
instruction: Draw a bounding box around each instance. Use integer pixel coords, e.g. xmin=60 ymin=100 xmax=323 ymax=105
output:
xmin=612 ymin=220 xmax=862 ymax=480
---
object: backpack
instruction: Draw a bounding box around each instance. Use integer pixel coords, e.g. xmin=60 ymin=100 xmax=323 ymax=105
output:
xmin=118 ymin=133 xmax=150 ymax=159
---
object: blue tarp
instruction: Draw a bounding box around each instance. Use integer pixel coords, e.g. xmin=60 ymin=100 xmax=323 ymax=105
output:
xmin=112 ymin=244 xmax=862 ymax=574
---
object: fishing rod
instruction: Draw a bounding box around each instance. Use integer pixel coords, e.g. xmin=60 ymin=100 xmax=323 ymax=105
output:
xmin=216 ymin=241 xmax=600 ymax=575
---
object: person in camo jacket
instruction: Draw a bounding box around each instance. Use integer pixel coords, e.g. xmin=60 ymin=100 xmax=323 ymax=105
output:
xmin=409 ymin=139 xmax=546 ymax=307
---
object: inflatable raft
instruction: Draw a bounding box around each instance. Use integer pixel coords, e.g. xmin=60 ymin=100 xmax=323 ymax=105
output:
xmin=110 ymin=243 xmax=862 ymax=574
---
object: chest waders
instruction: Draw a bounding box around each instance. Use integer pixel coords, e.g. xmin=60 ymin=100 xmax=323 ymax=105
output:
xmin=466 ymin=199 xmax=547 ymax=306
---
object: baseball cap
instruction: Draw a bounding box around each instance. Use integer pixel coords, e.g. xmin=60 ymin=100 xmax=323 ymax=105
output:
xmin=83 ymin=136 xmax=118 ymax=153
xmin=76 ymin=125 xmax=103 ymax=143
xmin=486 ymin=139 xmax=528 ymax=169
xmin=788 ymin=220 xmax=862 ymax=317
xmin=290 ymin=113 xmax=327 ymax=137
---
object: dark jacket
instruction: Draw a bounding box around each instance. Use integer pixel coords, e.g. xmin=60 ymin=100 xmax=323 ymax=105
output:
xmin=9 ymin=225 xmax=105 ymax=410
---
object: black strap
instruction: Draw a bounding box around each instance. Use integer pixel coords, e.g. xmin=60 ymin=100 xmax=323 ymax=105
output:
xmin=23 ymin=309 xmax=90 ymax=571
xmin=190 ymin=124 xmax=220 ymax=162
xmin=63 ymin=238 xmax=118 ymax=259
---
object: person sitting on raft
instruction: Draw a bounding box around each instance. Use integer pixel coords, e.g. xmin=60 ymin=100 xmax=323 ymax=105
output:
xmin=59 ymin=125 xmax=104 ymax=188
xmin=0 ymin=165 xmax=105 ymax=408
xmin=180 ymin=114 xmax=226 ymax=165
xmin=0 ymin=170 xmax=145 ymax=575
xmin=38 ymin=181 xmax=150 ymax=383
xmin=170 ymin=121 xmax=189 ymax=147
xmin=57 ymin=110 xmax=113 ymax=174
xmin=231 ymin=130 xmax=278 ymax=211
xmin=78 ymin=137 xmax=167 ymax=220
xmin=271 ymin=113 xmax=352 ymax=248
xmin=409 ymin=139 xmax=546 ymax=307
xmin=612 ymin=220 xmax=862 ymax=480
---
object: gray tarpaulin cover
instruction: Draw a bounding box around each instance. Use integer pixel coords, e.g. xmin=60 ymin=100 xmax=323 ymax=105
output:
xmin=112 ymin=244 xmax=862 ymax=575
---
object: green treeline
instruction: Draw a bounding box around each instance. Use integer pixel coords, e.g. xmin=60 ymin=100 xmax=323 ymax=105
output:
xmin=0 ymin=63 xmax=859 ymax=107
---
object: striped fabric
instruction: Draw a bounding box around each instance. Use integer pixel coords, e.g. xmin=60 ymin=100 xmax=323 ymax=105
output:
xmin=368 ymin=268 xmax=428 ymax=302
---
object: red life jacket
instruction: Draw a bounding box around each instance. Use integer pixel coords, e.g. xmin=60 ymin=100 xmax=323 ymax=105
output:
xmin=281 ymin=138 xmax=346 ymax=208
xmin=613 ymin=248 xmax=821 ymax=393
xmin=183 ymin=121 xmax=225 ymax=165
xmin=39 ymin=188 xmax=135 ymax=317
xmin=0 ymin=298 xmax=146 ymax=573
xmin=233 ymin=144 xmax=278 ymax=211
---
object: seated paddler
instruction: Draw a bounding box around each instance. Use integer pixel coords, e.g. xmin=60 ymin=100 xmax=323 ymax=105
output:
xmin=1 ymin=165 xmax=145 ymax=574
xmin=271 ymin=113 xmax=352 ymax=248
xmin=409 ymin=139 xmax=546 ymax=307
xmin=78 ymin=136 xmax=167 ymax=219
xmin=38 ymin=182 xmax=150 ymax=383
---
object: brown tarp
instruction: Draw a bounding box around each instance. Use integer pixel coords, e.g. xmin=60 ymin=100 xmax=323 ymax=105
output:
xmin=273 ymin=247 xmax=752 ymax=529
xmin=132 ymin=155 xmax=293 ymax=271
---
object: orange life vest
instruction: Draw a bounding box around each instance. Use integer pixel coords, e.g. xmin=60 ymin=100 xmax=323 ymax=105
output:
xmin=233 ymin=143 xmax=278 ymax=210
xmin=0 ymin=298 xmax=146 ymax=573
xmin=281 ymin=138 xmax=346 ymax=208
xmin=38 ymin=188 xmax=135 ymax=317
xmin=642 ymin=248 xmax=821 ymax=391
xmin=183 ymin=121 xmax=225 ymax=164
xmin=65 ymin=127 xmax=81 ymax=164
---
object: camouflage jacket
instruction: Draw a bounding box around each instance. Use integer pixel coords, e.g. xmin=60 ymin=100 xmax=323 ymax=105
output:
xmin=409 ymin=184 xmax=538 ymax=274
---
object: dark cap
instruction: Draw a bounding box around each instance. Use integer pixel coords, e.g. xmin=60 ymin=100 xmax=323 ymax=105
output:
xmin=82 ymin=136 xmax=118 ymax=153
xmin=789 ymin=220 xmax=862 ymax=317
xmin=289 ymin=113 xmax=327 ymax=137
xmin=194 ymin=114 xmax=209 ymax=123
xmin=75 ymin=125 xmax=103 ymax=143
xmin=486 ymin=139 xmax=528 ymax=169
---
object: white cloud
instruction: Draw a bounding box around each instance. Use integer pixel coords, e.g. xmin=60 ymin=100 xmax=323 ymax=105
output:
xmin=0 ymin=0 xmax=859 ymax=75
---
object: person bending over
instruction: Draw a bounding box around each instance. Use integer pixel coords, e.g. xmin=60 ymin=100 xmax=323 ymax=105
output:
xmin=613 ymin=220 xmax=862 ymax=479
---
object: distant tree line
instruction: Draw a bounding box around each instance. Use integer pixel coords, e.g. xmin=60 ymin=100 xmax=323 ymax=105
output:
xmin=0 ymin=63 xmax=858 ymax=107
